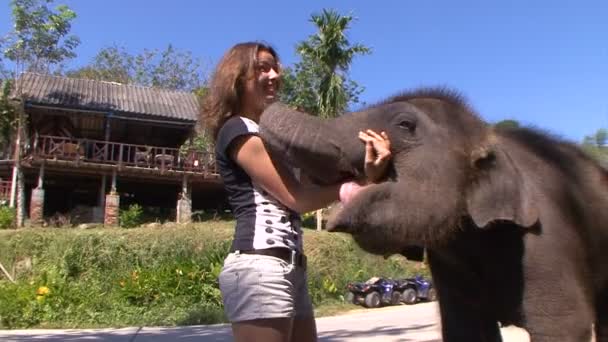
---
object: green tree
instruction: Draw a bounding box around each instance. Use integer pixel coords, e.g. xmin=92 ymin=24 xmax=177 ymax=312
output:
xmin=280 ymin=63 xmax=318 ymax=114
xmin=66 ymin=45 xmax=132 ymax=84
xmin=581 ymin=128 xmax=608 ymax=167
xmin=494 ymin=119 xmax=521 ymax=130
xmin=593 ymin=128 xmax=607 ymax=147
xmin=67 ymin=44 xmax=207 ymax=91
xmin=2 ymin=0 xmax=80 ymax=74
xmin=0 ymin=80 xmax=16 ymax=156
xmin=283 ymin=9 xmax=370 ymax=230
xmin=1 ymin=0 xmax=79 ymax=225
xmin=281 ymin=9 xmax=370 ymax=118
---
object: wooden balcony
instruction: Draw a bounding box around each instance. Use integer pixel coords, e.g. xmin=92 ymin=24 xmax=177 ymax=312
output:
xmin=28 ymin=135 xmax=217 ymax=177
xmin=0 ymin=180 xmax=11 ymax=201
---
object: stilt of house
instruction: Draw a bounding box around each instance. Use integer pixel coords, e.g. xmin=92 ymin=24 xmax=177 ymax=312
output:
xmin=29 ymin=163 xmax=45 ymax=225
xmin=177 ymin=175 xmax=191 ymax=224
xmin=104 ymin=170 xmax=119 ymax=226
xmin=15 ymin=168 xmax=25 ymax=227
xmin=95 ymin=174 xmax=107 ymax=223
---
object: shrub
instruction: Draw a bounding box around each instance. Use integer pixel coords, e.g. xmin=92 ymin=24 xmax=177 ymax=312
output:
xmin=0 ymin=223 xmax=426 ymax=328
xmin=119 ymin=204 xmax=143 ymax=228
xmin=0 ymin=205 xmax=15 ymax=229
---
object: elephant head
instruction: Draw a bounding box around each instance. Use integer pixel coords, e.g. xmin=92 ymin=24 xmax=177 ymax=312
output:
xmin=259 ymin=89 xmax=538 ymax=255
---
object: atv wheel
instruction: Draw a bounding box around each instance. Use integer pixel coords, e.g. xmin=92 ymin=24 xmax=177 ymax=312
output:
xmin=427 ymin=288 xmax=437 ymax=301
xmin=390 ymin=291 xmax=402 ymax=305
xmin=401 ymin=288 xmax=418 ymax=305
xmin=364 ymin=291 xmax=381 ymax=308
xmin=345 ymin=292 xmax=356 ymax=304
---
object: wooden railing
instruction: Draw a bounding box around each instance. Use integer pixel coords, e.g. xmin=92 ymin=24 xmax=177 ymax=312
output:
xmin=0 ymin=180 xmax=11 ymax=201
xmin=31 ymin=135 xmax=217 ymax=174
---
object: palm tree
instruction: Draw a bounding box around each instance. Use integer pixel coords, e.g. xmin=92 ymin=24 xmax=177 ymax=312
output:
xmin=296 ymin=9 xmax=371 ymax=230
xmin=297 ymin=9 xmax=371 ymax=118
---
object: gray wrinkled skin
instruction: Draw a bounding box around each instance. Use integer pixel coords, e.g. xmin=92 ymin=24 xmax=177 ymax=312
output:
xmin=259 ymin=89 xmax=608 ymax=342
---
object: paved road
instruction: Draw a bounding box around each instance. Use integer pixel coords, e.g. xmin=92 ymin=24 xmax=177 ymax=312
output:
xmin=0 ymin=302 xmax=442 ymax=342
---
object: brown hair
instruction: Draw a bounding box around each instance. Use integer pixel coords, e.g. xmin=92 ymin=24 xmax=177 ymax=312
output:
xmin=201 ymin=41 xmax=281 ymax=141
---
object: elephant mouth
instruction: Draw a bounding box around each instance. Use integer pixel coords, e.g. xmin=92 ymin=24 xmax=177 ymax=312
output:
xmin=339 ymin=181 xmax=365 ymax=204
xmin=326 ymin=180 xmax=377 ymax=233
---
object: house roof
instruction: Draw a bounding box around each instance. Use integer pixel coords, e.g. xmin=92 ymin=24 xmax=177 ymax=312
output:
xmin=12 ymin=72 xmax=199 ymax=122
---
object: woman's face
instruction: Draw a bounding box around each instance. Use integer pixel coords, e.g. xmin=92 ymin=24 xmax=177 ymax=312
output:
xmin=241 ymin=49 xmax=280 ymax=116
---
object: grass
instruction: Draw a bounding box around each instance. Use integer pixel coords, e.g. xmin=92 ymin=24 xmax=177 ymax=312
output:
xmin=0 ymin=221 xmax=428 ymax=329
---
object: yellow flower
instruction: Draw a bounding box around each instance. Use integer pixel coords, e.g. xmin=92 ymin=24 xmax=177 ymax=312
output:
xmin=36 ymin=286 xmax=50 ymax=296
xmin=119 ymin=280 xmax=126 ymax=288
xmin=176 ymin=268 xmax=183 ymax=276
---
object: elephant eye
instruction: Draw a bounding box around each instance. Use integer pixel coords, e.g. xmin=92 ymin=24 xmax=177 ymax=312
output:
xmin=398 ymin=120 xmax=416 ymax=132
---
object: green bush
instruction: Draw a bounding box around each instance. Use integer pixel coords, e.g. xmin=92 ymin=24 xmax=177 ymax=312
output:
xmin=119 ymin=204 xmax=144 ymax=228
xmin=0 ymin=223 xmax=425 ymax=328
xmin=0 ymin=205 xmax=15 ymax=229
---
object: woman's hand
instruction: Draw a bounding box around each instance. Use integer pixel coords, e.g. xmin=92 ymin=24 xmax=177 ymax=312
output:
xmin=358 ymin=129 xmax=392 ymax=183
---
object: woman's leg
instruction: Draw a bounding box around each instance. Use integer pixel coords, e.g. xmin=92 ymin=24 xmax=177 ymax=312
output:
xmin=232 ymin=318 xmax=293 ymax=342
xmin=291 ymin=316 xmax=318 ymax=342
xmin=291 ymin=265 xmax=317 ymax=342
xmin=220 ymin=253 xmax=297 ymax=341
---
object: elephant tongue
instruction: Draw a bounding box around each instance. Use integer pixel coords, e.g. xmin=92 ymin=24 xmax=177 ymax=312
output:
xmin=339 ymin=181 xmax=365 ymax=204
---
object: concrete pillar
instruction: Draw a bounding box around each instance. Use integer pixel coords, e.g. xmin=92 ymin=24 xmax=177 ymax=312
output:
xmin=177 ymin=195 xmax=192 ymax=224
xmin=29 ymin=188 xmax=44 ymax=225
xmin=104 ymin=193 xmax=120 ymax=226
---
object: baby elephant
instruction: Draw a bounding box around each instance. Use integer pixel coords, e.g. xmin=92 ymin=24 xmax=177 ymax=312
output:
xmin=259 ymin=88 xmax=608 ymax=342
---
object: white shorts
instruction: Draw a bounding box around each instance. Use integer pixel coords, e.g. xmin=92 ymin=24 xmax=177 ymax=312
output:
xmin=218 ymin=251 xmax=313 ymax=322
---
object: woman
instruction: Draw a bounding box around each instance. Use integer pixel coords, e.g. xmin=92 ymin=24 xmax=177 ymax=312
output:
xmin=202 ymin=41 xmax=391 ymax=342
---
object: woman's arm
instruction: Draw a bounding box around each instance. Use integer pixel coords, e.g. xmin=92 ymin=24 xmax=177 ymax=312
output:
xmin=229 ymin=129 xmax=392 ymax=213
xmin=230 ymin=135 xmax=340 ymax=214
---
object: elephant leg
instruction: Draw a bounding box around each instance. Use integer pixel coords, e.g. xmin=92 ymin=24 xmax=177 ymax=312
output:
xmin=438 ymin=296 xmax=501 ymax=342
xmin=428 ymin=252 xmax=502 ymax=342
xmin=520 ymin=281 xmax=594 ymax=342
xmin=596 ymin=290 xmax=608 ymax=342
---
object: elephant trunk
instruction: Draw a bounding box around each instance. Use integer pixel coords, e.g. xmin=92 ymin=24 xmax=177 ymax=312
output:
xmin=259 ymin=102 xmax=365 ymax=185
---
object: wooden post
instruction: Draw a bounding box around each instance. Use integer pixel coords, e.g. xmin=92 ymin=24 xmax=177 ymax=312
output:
xmin=99 ymin=175 xmax=107 ymax=206
xmin=182 ymin=174 xmax=189 ymax=197
xmin=16 ymin=169 xmax=25 ymax=227
xmin=177 ymin=174 xmax=191 ymax=224
xmin=37 ymin=162 xmax=45 ymax=189
xmin=316 ymin=209 xmax=323 ymax=231
xmin=9 ymin=100 xmax=25 ymax=208
xmin=117 ymin=144 xmax=123 ymax=170
xmin=111 ymin=169 xmax=117 ymax=193
xmin=104 ymin=113 xmax=111 ymax=160
xmin=0 ymin=261 xmax=15 ymax=284
xmin=104 ymin=170 xmax=119 ymax=226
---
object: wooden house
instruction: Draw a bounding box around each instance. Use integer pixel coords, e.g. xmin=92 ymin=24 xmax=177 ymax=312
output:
xmin=0 ymin=72 xmax=225 ymax=226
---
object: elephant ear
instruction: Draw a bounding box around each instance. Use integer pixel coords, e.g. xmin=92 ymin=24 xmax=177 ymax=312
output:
xmin=466 ymin=144 xmax=539 ymax=228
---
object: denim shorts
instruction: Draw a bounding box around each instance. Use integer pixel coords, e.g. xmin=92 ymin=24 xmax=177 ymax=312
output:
xmin=218 ymin=251 xmax=313 ymax=322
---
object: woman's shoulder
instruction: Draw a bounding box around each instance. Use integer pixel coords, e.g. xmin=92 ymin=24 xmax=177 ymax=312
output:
xmin=218 ymin=116 xmax=258 ymax=138
xmin=216 ymin=116 xmax=260 ymax=155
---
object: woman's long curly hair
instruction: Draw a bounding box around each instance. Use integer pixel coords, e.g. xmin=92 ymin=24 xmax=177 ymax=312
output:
xmin=201 ymin=42 xmax=281 ymax=142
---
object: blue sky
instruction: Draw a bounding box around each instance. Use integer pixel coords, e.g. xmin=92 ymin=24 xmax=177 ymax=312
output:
xmin=1 ymin=0 xmax=607 ymax=142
